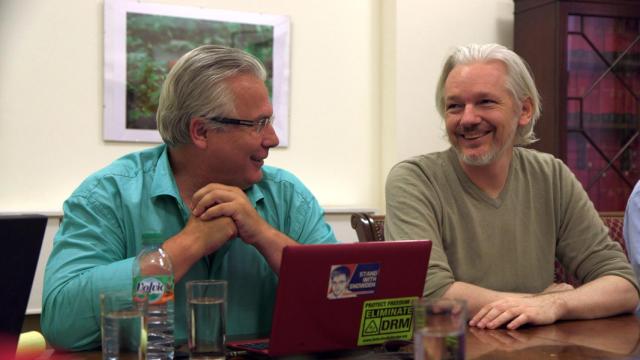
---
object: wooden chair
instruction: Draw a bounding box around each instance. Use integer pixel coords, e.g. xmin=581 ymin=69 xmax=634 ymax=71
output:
xmin=350 ymin=213 xmax=385 ymax=242
xmin=350 ymin=212 xmax=628 ymax=286
xmin=599 ymin=211 xmax=626 ymax=254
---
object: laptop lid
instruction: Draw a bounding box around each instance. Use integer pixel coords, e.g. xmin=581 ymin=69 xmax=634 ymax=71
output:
xmin=0 ymin=215 xmax=47 ymax=355
xmin=230 ymin=240 xmax=431 ymax=356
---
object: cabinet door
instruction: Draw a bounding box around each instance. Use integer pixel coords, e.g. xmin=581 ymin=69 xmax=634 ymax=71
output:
xmin=565 ymin=14 xmax=640 ymax=211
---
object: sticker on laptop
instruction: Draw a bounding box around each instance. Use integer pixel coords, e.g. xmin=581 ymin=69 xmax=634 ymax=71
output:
xmin=327 ymin=263 xmax=380 ymax=299
xmin=357 ymin=296 xmax=417 ymax=346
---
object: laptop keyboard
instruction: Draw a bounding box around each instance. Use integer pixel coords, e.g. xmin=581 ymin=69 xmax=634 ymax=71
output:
xmin=241 ymin=341 xmax=270 ymax=350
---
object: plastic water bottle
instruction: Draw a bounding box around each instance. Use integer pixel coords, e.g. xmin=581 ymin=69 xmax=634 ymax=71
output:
xmin=133 ymin=233 xmax=175 ymax=359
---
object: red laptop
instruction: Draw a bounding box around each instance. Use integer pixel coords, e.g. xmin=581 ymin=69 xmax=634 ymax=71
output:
xmin=227 ymin=240 xmax=432 ymax=356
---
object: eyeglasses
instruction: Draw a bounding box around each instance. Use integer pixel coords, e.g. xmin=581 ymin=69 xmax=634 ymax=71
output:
xmin=207 ymin=115 xmax=274 ymax=133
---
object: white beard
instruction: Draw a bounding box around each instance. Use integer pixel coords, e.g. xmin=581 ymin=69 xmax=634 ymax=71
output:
xmin=454 ymin=146 xmax=498 ymax=166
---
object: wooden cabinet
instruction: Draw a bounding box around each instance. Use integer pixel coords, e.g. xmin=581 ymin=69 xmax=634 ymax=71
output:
xmin=514 ymin=0 xmax=640 ymax=211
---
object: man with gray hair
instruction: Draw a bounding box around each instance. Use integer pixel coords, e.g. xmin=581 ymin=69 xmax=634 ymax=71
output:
xmin=385 ymin=43 xmax=638 ymax=330
xmin=42 ymin=45 xmax=337 ymax=351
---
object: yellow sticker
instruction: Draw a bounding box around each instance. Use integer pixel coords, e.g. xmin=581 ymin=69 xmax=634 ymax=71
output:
xmin=357 ymin=296 xmax=417 ymax=346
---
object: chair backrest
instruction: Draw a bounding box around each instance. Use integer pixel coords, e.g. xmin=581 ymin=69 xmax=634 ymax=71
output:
xmin=350 ymin=212 xmax=628 ymax=287
xmin=350 ymin=213 xmax=385 ymax=242
xmin=599 ymin=211 xmax=626 ymax=254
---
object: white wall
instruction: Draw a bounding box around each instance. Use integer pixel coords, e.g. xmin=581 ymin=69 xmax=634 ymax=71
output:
xmin=0 ymin=0 xmax=382 ymax=213
xmin=384 ymin=0 xmax=515 ymax=195
xmin=0 ymin=0 xmax=515 ymax=214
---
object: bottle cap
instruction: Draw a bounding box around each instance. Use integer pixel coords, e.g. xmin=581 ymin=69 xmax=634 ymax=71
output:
xmin=142 ymin=232 xmax=164 ymax=246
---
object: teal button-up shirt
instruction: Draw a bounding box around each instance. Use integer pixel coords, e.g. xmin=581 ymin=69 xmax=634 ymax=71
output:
xmin=42 ymin=145 xmax=337 ymax=350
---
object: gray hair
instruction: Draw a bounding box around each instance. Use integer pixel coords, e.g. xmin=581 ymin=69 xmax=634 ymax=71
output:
xmin=435 ymin=43 xmax=542 ymax=146
xmin=156 ymin=45 xmax=267 ymax=146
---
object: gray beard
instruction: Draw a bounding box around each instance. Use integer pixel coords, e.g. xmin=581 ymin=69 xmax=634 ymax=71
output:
xmin=454 ymin=145 xmax=498 ymax=166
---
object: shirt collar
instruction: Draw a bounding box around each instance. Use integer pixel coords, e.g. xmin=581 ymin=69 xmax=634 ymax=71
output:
xmin=244 ymin=180 xmax=265 ymax=208
xmin=150 ymin=144 xmax=182 ymax=201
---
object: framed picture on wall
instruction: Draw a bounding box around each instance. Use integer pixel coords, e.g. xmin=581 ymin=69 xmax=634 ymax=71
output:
xmin=103 ymin=0 xmax=291 ymax=146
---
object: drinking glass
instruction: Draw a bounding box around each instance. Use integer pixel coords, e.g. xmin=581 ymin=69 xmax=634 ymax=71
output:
xmin=414 ymin=298 xmax=467 ymax=360
xmin=100 ymin=290 xmax=146 ymax=360
xmin=186 ymin=280 xmax=227 ymax=360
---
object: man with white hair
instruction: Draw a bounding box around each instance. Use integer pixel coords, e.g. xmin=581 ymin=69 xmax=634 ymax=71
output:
xmin=386 ymin=43 xmax=638 ymax=330
xmin=42 ymin=45 xmax=337 ymax=351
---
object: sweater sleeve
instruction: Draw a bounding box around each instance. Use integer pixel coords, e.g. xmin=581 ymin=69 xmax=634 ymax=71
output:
xmin=555 ymin=161 xmax=639 ymax=294
xmin=41 ymin=194 xmax=134 ymax=351
xmin=384 ymin=161 xmax=454 ymax=299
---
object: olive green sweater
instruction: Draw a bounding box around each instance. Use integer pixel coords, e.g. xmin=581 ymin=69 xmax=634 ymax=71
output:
xmin=385 ymin=147 xmax=638 ymax=299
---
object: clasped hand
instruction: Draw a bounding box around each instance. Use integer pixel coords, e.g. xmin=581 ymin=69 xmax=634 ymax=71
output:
xmin=191 ymin=183 xmax=270 ymax=245
xmin=469 ymin=283 xmax=573 ymax=330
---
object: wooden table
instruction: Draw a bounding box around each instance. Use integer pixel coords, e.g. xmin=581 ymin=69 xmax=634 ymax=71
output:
xmin=464 ymin=314 xmax=640 ymax=359
xmin=39 ymin=314 xmax=640 ymax=359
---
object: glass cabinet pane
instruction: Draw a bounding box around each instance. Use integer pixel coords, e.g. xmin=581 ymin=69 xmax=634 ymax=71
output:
xmin=565 ymin=14 xmax=640 ymax=211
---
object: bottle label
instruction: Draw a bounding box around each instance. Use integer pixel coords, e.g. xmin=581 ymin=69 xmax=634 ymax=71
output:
xmin=133 ymin=275 xmax=175 ymax=304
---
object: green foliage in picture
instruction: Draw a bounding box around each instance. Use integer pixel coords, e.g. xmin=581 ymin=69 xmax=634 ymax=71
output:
xmin=126 ymin=13 xmax=274 ymax=129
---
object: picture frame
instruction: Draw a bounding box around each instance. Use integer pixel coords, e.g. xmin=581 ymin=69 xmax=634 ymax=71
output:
xmin=103 ymin=0 xmax=291 ymax=146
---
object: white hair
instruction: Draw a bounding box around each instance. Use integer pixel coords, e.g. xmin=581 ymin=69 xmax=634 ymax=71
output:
xmin=435 ymin=43 xmax=542 ymax=146
xmin=156 ymin=45 xmax=267 ymax=146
